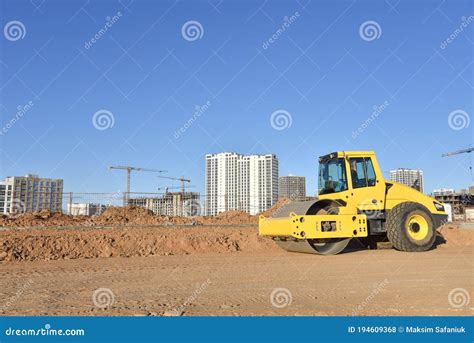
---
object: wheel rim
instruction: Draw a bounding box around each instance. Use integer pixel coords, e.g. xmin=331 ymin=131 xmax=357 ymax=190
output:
xmin=406 ymin=214 xmax=429 ymax=241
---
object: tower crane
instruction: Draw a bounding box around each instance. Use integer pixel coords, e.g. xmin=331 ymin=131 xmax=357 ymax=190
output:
xmin=109 ymin=166 xmax=167 ymax=204
xmin=158 ymin=185 xmax=196 ymax=193
xmin=441 ymin=147 xmax=473 ymax=157
xmin=156 ymin=175 xmax=191 ymax=194
xmin=442 ymin=147 xmax=473 ymax=179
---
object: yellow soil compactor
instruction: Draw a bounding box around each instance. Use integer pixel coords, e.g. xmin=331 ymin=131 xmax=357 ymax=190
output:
xmin=259 ymin=151 xmax=447 ymax=255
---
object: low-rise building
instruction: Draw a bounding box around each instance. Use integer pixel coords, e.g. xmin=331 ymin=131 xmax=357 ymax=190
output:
xmin=433 ymin=187 xmax=474 ymax=219
xmin=128 ymin=192 xmax=201 ymax=216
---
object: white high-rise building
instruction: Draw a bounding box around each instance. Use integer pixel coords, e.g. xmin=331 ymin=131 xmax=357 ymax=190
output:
xmin=205 ymin=153 xmax=278 ymax=215
xmin=390 ymin=168 xmax=424 ymax=193
xmin=0 ymin=174 xmax=63 ymax=215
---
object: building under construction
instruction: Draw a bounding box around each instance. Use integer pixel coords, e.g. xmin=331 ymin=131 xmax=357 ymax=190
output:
xmin=128 ymin=192 xmax=200 ymax=217
xmin=433 ymin=186 xmax=474 ymax=220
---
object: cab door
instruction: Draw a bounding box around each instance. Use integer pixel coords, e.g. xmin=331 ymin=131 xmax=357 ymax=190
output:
xmin=347 ymin=157 xmax=386 ymax=215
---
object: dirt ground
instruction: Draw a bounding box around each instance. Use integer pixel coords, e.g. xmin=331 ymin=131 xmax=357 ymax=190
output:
xmin=0 ymin=223 xmax=472 ymax=316
xmin=0 ymin=247 xmax=472 ymax=316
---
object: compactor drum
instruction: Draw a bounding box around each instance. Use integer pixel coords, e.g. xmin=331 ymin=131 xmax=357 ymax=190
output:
xmin=259 ymin=151 xmax=447 ymax=255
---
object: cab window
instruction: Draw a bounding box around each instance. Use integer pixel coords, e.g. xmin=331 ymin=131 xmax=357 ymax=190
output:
xmin=349 ymin=158 xmax=367 ymax=188
xmin=365 ymin=158 xmax=376 ymax=186
xmin=349 ymin=158 xmax=377 ymax=189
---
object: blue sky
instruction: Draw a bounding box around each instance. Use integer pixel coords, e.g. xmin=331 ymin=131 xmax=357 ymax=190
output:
xmin=0 ymin=0 xmax=472 ymax=196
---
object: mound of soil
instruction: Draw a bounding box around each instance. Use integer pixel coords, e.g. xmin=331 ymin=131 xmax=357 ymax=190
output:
xmin=0 ymin=200 xmax=295 ymax=228
xmin=438 ymin=224 xmax=474 ymax=247
xmin=0 ymin=226 xmax=278 ymax=263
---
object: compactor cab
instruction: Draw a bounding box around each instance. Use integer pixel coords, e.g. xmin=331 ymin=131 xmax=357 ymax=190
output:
xmin=259 ymin=151 xmax=447 ymax=255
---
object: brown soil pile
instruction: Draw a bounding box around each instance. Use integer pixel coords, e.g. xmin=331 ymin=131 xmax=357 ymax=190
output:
xmin=0 ymin=206 xmax=262 ymax=228
xmin=0 ymin=200 xmax=295 ymax=228
xmin=0 ymin=209 xmax=88 ymax=227
xmin=438 ymin=224 xmax=474 ymax=247
xmin=0 ymin=226 xmax=278 ymax=263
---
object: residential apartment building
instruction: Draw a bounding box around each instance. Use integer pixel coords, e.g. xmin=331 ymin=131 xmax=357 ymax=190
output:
xmin=128 ymin=192 xmax=200 ymax=216
xmin=279 ymin=175 xmax=306 ymax=201
xmin=0 ymin=174 xmax=63 ymax=215
xmin=205 ymin=152 xmax=278 ymax=216
xmin=390 ymin=168 xmax=424 ymax=193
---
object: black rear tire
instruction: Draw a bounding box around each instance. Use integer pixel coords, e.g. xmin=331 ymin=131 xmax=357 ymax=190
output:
xmin=386 ymin=202 xmax=436 ymax=252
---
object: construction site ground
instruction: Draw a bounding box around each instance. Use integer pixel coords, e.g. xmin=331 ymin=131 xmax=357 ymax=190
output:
xmin=0 ymin=204 xmax=473 ymax=317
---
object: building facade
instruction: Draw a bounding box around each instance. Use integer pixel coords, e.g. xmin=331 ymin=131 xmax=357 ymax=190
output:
xmin=205 ymin=152 xmax=278 ymax=216
xmin=390 ymin=168 xmax=424 ymax=193
xmin=433 ymin=187 xmax=474 ymax=219
xmin=279 ymin=175 xmax=306 ymax=201
xmin=128 ymin=192 xmax=200 ymax=216
xmin=0 ymin=174 xmax=63 ymax=215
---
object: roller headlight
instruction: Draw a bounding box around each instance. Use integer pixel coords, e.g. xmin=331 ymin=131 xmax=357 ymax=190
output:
xmin=434 ymin=202 xmax=445 ymax=212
